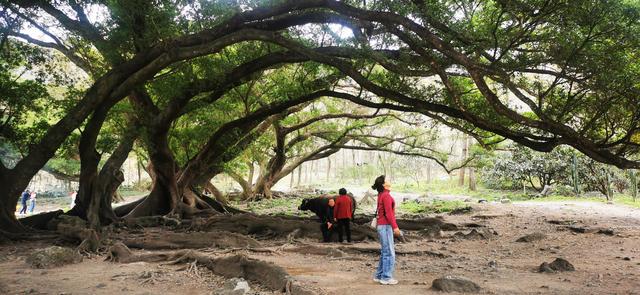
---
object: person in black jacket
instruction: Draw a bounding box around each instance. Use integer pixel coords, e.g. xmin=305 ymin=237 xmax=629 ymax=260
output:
xmin=19 ymin=190 xmax=30 ymax=215
xmin=320 ymin=198 xmax=336 ymax=242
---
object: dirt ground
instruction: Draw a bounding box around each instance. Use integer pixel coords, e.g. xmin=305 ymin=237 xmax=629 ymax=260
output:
xmin=2 ymin=198 xmax=640 ymax=295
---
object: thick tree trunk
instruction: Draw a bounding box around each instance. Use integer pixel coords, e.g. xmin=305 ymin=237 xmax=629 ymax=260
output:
xmin=0 ymin=179 xmax=25 ymax=233
xmin=289 ymin=169 xmax=295 ymax=188
xmin=228 ymin=171 xmax=254 ymax=200
xmin=125 ymin=125 xmax=180 ymax=218
xmin=458 ymin=135 xmax=469 ymax=186
xmin=94 ymin=127 xmax=137 ymax=224
xmin=65 ymin=100 xmax=111 ymax=230
xmin=203 ymin=181 xmax=227 ymax=204
xmin=468 ymin=167 xmax=476 ymax=191
xmin=326 ymin=158 xmax=331 ymax=181
xmin=247 ymin=162 xmax=255 ymax=188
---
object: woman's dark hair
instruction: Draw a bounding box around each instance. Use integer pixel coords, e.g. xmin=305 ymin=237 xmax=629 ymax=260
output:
xmin=372 ymin=175 xmax=385 ymax=193
xmin=338 ymin=188 xmax=347 ymax=195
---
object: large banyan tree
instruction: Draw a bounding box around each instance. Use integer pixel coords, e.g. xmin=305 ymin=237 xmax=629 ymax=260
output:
xmin=1 ymin=0 xmax=639 ymax=233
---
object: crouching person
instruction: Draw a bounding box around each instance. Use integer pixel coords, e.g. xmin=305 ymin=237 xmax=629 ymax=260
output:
xmin=320 ymin=198 xmax=336 ymax=242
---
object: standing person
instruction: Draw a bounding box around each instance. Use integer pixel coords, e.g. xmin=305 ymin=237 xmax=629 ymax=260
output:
xmin=372 ymin=175 xmax=401 ymax=285
xmin=69 ymin=190 xmax=77 ymax=208
xmin=19 ymin=190 xmax=30 ymax=215
xmin=321 ymin=198 xmax=336 ymax=242
xmin=28 ymin=191 xmax=37 ymax=214
xmin=334 ymin=188 xmax=353 ymax=243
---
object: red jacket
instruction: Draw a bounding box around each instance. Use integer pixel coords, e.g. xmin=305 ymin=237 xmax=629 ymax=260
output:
xmin=334 ymin=194 xmax=353 ymax=219
xmin=376 ymin=190 xmax=398 ymax=229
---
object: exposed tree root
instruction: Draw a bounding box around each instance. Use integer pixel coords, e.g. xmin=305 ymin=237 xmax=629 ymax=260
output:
xmin=351 ymin=216 xmax=458 ymax=231
xmin=107 ymin=243 xmax=314 ymax=294
xmin=0 ymin=229 xmax=59 ymax=244
xmin=113 ymin=196 xmax=147 ymax=217
xmin=120 ymin=215 xmax=183 ymax=228
xmin=192 ymin=190 xmax=246 ymax=214
xmin=336 ymin=245 xmax=450 ymax=258
xmin=192 ymin=213 xmax=377 ymax=241
xmin=19 ymin=210 xmax=64 ymax=230
xmin=283 ymin=244 xmax=347 ymax=258
xmin=120 ymin=230 xmax=261 ymax=250
xmin=47 ymin=215 xmax=100 ymax=252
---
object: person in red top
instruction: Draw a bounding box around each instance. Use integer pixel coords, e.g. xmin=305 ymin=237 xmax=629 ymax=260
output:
xmin=333 ymin=188 xmax=353 ymax=243
xmin=372 ymin=175 xmax=401 ymax=285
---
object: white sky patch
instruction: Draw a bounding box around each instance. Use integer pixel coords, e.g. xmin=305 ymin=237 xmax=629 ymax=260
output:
xmin=327 ymin=23 xmax=354 ymax=39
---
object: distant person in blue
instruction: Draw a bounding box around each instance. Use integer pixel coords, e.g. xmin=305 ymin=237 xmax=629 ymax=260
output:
xmin=19 ymin=190 xmax=30 ymax=215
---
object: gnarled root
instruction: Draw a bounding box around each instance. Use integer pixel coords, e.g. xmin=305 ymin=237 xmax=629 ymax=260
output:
xmin=120 ymin=230 xmax=261 ymax=250
xmin=106 ymin=243 xmax=315 ymax=294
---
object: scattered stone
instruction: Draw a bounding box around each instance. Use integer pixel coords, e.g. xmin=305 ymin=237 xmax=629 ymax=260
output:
xmin=488 ymin=260 xmax=497 ymax=269
xmin=421 ymin=227 xmax=443 ymax=238
xmin=454 ymin=229 xmax=490 ymax=240
xmin=214 ymin=278 xmax=251 ymax=295
xmin=431 ymin=275 xmax=481 ymax=293
xmin=623 ymin=257 xmax=631 ymax=261
xmin=567 ymin=226 xmax=598 ymax=234
xmin=463 ymin=198 xmax=473 ymax=202
xmin=597 ymin=228 xmax=615 ymax=236
xmin=478 ymin=199 xmax=487 ymax=203
xmin=463 ymin=223 xmax=485 ymax=228
xmin=547 ymin=219 xmax=576 ymax=226
xmin=95 ymin=283 xmax=107 ymax=288
xmin=539 ymin=258 xmax=575 ymax=273
xmin=499 ymin=198 xmax=511 ymax=204
xmin=516 ymin=232 xmax=546 ymax=242
xmin=26 ymin=246 xmax=83 ymax=269
xmin=449 ymin=206 xmax=473 ymax=215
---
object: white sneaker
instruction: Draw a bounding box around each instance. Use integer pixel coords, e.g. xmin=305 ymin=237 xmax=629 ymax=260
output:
xmin=373 ymin=278 xmax=381 ymax=283
xmin=379 ymin=279 xmax=398 ymax=285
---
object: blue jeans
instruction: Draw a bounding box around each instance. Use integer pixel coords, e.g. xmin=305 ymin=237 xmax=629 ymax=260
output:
xmin=375 ymin=225 xmax=395 ymax=280
xmin=29 ymin=200 xmax=36 ymax=213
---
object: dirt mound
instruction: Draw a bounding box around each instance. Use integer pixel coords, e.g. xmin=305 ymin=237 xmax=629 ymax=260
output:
xmin=431 ymin=275 xmax=481 ymax=293
xmin=26 ymin=246 xmax=83 ymax=268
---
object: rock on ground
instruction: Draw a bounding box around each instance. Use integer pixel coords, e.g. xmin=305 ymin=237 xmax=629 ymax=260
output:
xmin=25 ymin=246 xmax=83 ymax=269
xmin=431 ymin=275 xmax=481 ymax=293
xmin=213 ymin=277 xmax=251 ymax=295
xmin=516 ymin=232 xmax=546 ymax=242
xmin=539 ymin=258 xmax=575 ymax=273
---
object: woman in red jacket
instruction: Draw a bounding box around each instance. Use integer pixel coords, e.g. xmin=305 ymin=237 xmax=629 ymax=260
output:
xmin=333 ymin=188 xmax=353 ymax=243
xmin=372 ymin=175 xmax=401 ymax=285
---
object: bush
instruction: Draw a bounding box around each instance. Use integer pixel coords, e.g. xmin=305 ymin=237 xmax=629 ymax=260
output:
xmin=478 ymin=145 xmax=632 ymax=197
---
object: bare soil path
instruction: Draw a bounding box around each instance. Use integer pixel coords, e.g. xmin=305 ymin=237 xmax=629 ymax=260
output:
xmin=2 ymin=197 xmax=640 ymax=295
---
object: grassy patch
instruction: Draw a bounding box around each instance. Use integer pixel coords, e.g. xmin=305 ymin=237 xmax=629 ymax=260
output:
xmin=398 ymin=199 xmax=471 ymax=215
xmin=234 ymin=197 xmax=315 ymax=217
xmin=117 ymin=189 xmax=149 ymax=198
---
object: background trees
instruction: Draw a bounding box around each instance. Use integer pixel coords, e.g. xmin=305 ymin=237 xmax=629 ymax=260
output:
xmin=1 ymin=0 xmax=639 ymax=233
